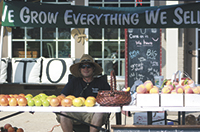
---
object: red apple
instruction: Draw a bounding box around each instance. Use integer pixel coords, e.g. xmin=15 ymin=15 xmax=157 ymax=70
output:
xmin=166 ymin=84 xmax=174 ymax=91
xmin=136 ymin=84 xmax=147 ymax=94
xmin=18 ymin=97 xmax=27 ymax=106
xmin=172 ymin=81 xmax=179 ymax=86
xmin=144 ymin=80 xmax=153 ymax=93
xmin=4 ymin=123 xmax=12 ymax=130
xmin=16 ymin=128 xmax=24 ymax=132
xmin=61 ymin=98 xmax=72 ymax=107
xmin=50 ymin=97 xmax=60 ymax=107
xmin=171 ymin=89 xmax=177 ymax=94
xmin=7 ymin=126 xmax=15 ymax=132
xmin=184 ymin=87 xmax=194 ymax=94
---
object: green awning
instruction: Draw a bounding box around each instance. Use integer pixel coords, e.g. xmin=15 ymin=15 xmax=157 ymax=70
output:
xmin=1 ymin=1 xmax=200 ymax=28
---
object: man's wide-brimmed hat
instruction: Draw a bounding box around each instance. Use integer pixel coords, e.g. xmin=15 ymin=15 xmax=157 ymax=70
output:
xmin=70 ymin=54 xmax=103 ymax=77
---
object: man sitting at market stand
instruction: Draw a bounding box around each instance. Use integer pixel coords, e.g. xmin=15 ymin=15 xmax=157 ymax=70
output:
xmin=56 ymin=54 xmax=110 ymax=132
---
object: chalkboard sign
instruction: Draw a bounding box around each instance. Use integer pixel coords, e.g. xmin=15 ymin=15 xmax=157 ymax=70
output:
xmin=125 ymin=28 xmax=161 ymax=90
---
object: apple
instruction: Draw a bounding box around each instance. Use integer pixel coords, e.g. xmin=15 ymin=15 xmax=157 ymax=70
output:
xmin=165 ymin=80 xmax=172 ymax=85
xmin=0 ymin=96 xmax=9 ymax=106
xmin=78 ymin=97 xmax=86 ymax=106
xmin=85 ymin=98 xmax=95 ymax=107
xmin=16 ymin=128 xmax=24 ymax=132
xmin=50 ymin=95 xmax=57 ymax=98
xmin=172 ymin=81 xmax=179 ymax=87
xmin=9 ymin=97 xmax=18 ymax=106
xmin=7 ymin=126 xmax=15 ymax=132
xmin=19 ymin=93 xmax=25 ymax=97
xmin=34 ymin=99 xmax=42 ymax=106
xmin=149 ymin=87 xmax=159 ymax=94
xmin=171 ymin=89 xmax=177 ymax=94
xmin=179 ymin=80 xmax=184 ymax=86
xmin=25 ymin=96 xmax=32 ymax=101
xmin=3 ymin=95 xmax=11 ymax=101
xmin=18 ymin=97 xmax=27 ymax=106
xmin=46 ymin=96 xmax=53 ymax=102
xmin=183 ymin=85 xmax=191 ymax=91
xmin=72 ymin=98 xmax=83 ymax=107
xmin=192 ymin=87 xmax=200 ymax=94
xmin=166 ymin=84 xmax=174 ymax=91
xmin=176 ymin=86 xmax=184 ymax=93
xmin=50 ymin=97 xmax=59 ymax=107
xmin=66 ymin=95 xmax=76 ymax=101
xmin=28 ymin=99 xmax=35 ymax=106
xmin=86 ymin=96 xmax=96 ymax=104
xmin=61 ymin=98 xmax=72 ymax=107
xmin=26 ymin=94 xmax=33 ymax=98
xmin=136 ymin=84 xmax=147 ymax=94
xmin=187 ymin=80 xmax=194 ymax=85
xmin=4 ymin=123 xmax=12 ymax=130
xmin=161 ymin=86 xmax=171 ymax=94
xmin=144 ymin=80 xmax=153 ymax=93
xmin=184 ymin=87 xmax=194 ymax=94
xmin=42 ymin=100 xmax=50 ymax=107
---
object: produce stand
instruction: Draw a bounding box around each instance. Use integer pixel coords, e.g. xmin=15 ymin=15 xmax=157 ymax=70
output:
xmin=0 ymin=105 xmax=121 ymax=132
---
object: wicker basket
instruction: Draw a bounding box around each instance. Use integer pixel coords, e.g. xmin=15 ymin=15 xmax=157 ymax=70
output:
xmin=96 ymin=70 xmax=131 ymax=106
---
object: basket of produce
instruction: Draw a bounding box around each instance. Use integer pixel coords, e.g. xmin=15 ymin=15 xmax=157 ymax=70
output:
xmin=96 ymin=70 xmax=131 ymax=106
xmin=161 ymin=70 xmax=195 ymax=88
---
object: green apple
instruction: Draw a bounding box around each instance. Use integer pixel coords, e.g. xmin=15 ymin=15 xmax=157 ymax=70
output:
xmin=25 ymin=96 xmax=32 ymax=101
xmin=28 ymin=99 xmax=35 ymax=106
xmin=51 ymin=95 xmax=57 ymax=98
xmin=40 ymin=96 xmax=47 ymax=101
xmin=42 ymin=100 xmax=50 ymax=107
xmin=34 ymin=99 xmax=42 ymax=106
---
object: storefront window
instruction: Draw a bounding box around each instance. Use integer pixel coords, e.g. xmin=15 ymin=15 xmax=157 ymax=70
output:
xmin=88 ymin=0 xmax=150 ymax=76
xmin=11 ymin=0 xmax=71 ymax=59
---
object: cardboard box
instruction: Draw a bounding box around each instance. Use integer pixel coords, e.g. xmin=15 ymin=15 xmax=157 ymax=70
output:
xmin=184 ymin=94 xmax=200 ymax=107
xmin=160 ymin=94 xmax=183 ymax=107
xmin=137 ymin=94 xmax=160 ymax=107
xmin=133 ymin=112 xmax=165 ymax=125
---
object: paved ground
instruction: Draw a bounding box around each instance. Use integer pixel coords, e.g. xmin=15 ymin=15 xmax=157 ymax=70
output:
xmin=0 ymin=111 xmax=200 ymax=132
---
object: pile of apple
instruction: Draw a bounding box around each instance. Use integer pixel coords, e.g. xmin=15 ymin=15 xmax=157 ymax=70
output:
xmin=0 ymin=123 xmax=24 ymax=132
xmin=0 ymin=93 xmax=96 ymax=107
xmin=136 ymin=78 xmax=200 ymax=94
xmin=136 ymin=80 xmax=159 ymax=94
xmin=161 ymin=78 xmax=200 ymax=94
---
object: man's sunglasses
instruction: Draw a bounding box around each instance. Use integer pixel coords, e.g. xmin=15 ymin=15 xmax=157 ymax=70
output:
xmin=80 ymin=64 xmax=92 ymax=69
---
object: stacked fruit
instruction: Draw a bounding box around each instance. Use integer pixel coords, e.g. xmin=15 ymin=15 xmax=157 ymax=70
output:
xmin=0 ymin=123 xmax=24 ymax=132
xmin=0 ymin=93 xmax=96 ymax=107
xmin=136 ymin=78 xmax=199 ymax=94
xmin=136 ymin=80 xmax=159 ymax=94
xmin=161 ymin=78 xmax=200 ymax=94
